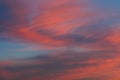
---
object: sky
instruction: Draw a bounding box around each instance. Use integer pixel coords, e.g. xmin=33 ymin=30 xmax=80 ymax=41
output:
xmin=0 ymin=0 xmax=120 ymax=80
xmin=93 ymin=0 xmax=120 ymax=12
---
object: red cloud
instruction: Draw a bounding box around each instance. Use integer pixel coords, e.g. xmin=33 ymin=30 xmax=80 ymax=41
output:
xmin=0 ymin=51 xmax=120 ymax=80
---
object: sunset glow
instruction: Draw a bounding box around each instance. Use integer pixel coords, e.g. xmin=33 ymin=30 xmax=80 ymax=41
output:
xmin=0 ymin=0 xmax=120 ymax=80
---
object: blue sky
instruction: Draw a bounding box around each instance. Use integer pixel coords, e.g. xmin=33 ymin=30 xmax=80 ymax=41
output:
xmin=0 ymin=41 xmax=47 ymax=60
xmin=93 ymin=0 xmax=120 ymax=12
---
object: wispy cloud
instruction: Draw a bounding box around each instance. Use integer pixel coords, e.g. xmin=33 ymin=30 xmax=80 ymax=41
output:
xmin=0 ymin=1 xmax=120 ymax=79
xmin=1 ymin=0 xmax=119 ymax=51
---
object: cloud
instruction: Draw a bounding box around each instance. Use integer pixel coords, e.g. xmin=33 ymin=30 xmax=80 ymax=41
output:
xmin=0 ymin=1 xmax=120 ymax=80
xmin=1 ymin=0 xmax=117 ymax=51
xmin=0 ymin=51 xmax=120 ymax=80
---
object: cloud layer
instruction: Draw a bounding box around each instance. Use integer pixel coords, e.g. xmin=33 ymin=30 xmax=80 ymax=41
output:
xmin=0 ymin=51 xmax=120 ymax=80
xmin=0 ymin=0 xmax=120 ymax=80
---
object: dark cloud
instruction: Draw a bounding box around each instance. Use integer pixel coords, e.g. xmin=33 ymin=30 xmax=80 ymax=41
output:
xmin=0 ymin=51 xmax=120 ymax=80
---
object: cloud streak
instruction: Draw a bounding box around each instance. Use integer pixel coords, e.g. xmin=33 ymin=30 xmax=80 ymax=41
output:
xmin=0 ymin=51 xmax=120 ymax=80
